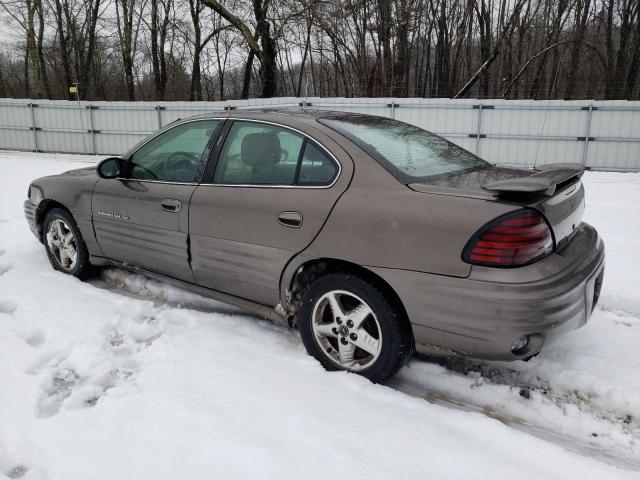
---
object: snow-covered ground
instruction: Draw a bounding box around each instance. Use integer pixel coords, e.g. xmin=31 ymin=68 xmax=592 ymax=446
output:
xmin=1 ymin=150 xmax=639 ymax=479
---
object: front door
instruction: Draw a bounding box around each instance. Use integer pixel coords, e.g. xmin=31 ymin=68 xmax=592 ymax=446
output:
xmin=92 ymin=119 xmax=223 ymax=282
xmin=189 ymin=119 xmax=353 ymax=306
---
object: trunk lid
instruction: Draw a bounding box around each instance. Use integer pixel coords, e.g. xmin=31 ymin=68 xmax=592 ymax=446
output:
xmin=408 ymin=164 xmax=586 ymax=251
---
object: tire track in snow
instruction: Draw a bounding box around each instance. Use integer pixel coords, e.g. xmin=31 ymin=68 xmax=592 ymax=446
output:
xmin=89 ymin=267 xmax=640 ymax=471
xmin=404 ymin=381 xmax=640 ymax=471
xmin=392 ymin=357 xmax=640 ymax=472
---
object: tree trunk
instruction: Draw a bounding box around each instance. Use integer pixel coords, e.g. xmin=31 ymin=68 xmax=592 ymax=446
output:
xmin=477 ymin=0 xmax=491 ymax=98
xmin=23 ymin=49 xmax=30 ymax=97
xmin=241 ymin=49 xmax=255 ymax=99
xmin=52 ymin=0 xmax=73 ymax=100
xmin=392 ymin=0 xmax=410 ymax=97
xmin=116 ymin=0 xmax=136 ymax=101
xmin=26 ymin=0 xmax=44 ymax=98
xmin=35 ymin=0 xmax=50 ymax=98
xmin=564 ymin=0 xmax=591 ymax=99
xmin=296 ymin=16 xmax=313 ymax=97
xmin=191 ymin=49 xmax=203 ymax=101
xmin=625 ymin=15 xmax=640 ymax=98
xmin=150 ymin=0 xmax=166 ymax=100
xmin=610 ymin=0 xmax=634 ymax=98
xmin=256 ymin=13 xmax=277 ymax=98
xmin=377 ymin=0 xmax=393 ymax=95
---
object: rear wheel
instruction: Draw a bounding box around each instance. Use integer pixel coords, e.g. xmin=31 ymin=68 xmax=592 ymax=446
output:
xmin=298 ymin=273 xmax=413 ymax=383
xmin=43 ymin=208 xmax=93 ymax=279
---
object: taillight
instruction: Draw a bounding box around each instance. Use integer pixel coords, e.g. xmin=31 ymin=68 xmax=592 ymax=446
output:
xmin=462 ymin=209 xmax=554 ymax=267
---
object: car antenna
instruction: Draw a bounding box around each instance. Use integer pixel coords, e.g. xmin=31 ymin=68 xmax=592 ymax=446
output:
xmin=533 ymin=48 xmax=565 ymax=170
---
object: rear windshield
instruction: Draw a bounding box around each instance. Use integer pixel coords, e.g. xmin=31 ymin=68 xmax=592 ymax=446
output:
xmin=319 ymin=115 xmax=488 ymax=183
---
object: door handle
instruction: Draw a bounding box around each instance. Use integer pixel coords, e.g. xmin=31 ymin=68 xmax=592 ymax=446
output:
xmin=160 ymin=198 xmax=182 ymax=213
xmin=277 ymin=211 xmax=303 ymax=228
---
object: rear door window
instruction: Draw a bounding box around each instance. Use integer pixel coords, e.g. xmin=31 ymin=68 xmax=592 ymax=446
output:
xmin=298 ymin=142 xmax=338 ymax=185
xmin=212 ymin=121 xmax=338 ymax=186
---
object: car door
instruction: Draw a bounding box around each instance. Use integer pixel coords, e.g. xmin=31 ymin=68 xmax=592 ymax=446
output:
xmin=92 ymin=118 xmax=224 ymax=282
xmin=189 ymin=119 xmax=353 ymax=306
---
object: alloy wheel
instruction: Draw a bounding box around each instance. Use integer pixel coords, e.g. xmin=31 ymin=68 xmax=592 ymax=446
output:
xmin=311 ymin=290 xmax=382 ymax=371
xmin=46 ymin=218 xmax=78 ymax=272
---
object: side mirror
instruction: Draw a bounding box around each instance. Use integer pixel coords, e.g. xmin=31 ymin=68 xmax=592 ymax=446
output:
xmin=97 ymin=157 xmax=123 ymax=179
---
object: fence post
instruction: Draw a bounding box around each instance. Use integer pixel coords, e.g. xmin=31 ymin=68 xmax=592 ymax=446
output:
xmin=156 ymin=105 xmax=163 ymax=129
xmin=29 ymin=103 xmax=38 ymax=152
xmin=87 ymin=105 xmax=97 ymax=155
xmin=475 ymin=104 xmax=483 ymax=155
xmin=582 ymin=105 xmax=593 ymax=167
xmin=387 ymin=102 xmax=399 ymax=119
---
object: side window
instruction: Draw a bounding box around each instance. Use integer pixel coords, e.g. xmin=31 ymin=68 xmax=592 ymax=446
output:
xmin=213 ymin=121 xmax=303 ymax=185
xmin=128 ymin=120 xmax=220 ymax=182
xmin=213 ymin=121 xmax=339 ymax=186
xmin=298 ymin=142 xmax=338 ymax=185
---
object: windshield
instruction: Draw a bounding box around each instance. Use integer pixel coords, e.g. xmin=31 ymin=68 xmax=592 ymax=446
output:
xmin=319 ymin=115 xmax=489 ymax=183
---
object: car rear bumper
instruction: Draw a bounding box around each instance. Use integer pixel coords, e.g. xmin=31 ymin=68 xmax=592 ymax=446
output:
xmin=370 ymin=222 xmax=605 ymax=360
xmin=24 ymin=200 xmax=39 ymax=239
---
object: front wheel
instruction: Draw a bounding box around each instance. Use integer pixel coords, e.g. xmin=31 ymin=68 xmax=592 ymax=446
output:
xmin=298 ymin=273 xmax=413 ymax=383
xmin=43 ymin=208 xmax=94 ymax=279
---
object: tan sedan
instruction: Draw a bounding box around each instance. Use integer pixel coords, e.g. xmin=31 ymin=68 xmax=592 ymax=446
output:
xmin=24 ymin=110 xmax=605 ymax=382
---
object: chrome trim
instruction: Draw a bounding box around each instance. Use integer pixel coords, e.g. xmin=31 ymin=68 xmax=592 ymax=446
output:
xmin=201 ymin=118 xmax=343 ymax=190
xmin=115 ymin=178 xmax=199 ymax=186
xmin=114 ymin=116 xmax=343 ymax=190
xmin=197 ymin=183 xmax=336 ymax=190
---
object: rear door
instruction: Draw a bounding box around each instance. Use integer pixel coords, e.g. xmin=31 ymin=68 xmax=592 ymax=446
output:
xmin=189 ymin=119 xmax=353 ymax=306
xmin=92 ymin=118 xmax=223 ymax=282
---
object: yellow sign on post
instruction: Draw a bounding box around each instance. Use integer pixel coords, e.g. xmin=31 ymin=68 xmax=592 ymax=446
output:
xmin=69 ymin=85 xmax=78 ymax=94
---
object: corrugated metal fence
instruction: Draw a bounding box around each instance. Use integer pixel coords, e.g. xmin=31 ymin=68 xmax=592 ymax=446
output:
xmin=1 ymin=97 xmax=639 ymax=171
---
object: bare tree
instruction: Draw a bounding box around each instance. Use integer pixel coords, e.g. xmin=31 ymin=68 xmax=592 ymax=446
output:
xmin=46 ymin=0 xmax=103 ymax=99
xmin=149 ymin=0 xmax=173 ymax=100
xmin=115 ymin=0 xmax=145 ymax=100
xmin=1 ymin=0 xmax=639 ymax=101
xmin=0 ymin=0 xmax=49 ymax=97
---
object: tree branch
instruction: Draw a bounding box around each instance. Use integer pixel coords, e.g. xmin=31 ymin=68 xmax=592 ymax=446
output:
xmin=454 ymin=0 xmax=528 ymax=98
xmin=201 ymin=0 xmax=263 ymax=61
xmin=503 ymin=40 xmax=572 ymax=98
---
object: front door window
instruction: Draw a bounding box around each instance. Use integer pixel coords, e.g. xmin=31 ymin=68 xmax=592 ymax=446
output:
xmin=128 ymin=120 xmax=220 ymax=183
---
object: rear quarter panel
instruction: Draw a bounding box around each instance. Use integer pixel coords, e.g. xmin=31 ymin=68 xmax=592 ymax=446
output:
xmin=303 ymin=184 xmax=517 ymax=277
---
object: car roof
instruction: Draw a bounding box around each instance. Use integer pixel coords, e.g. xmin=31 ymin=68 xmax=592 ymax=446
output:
xmin=122 ymin=109 xmax=364 ymax=159
xmin=175 ymin=108 xmax=363 ymax=127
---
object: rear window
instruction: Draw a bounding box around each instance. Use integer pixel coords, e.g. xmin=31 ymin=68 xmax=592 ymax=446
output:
xmin=319 ymin=115 xmax=488 ymax=183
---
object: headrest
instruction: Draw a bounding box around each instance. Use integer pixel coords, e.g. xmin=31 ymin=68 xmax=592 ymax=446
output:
xmin=241 ymin=132 xmax=281 ymax=167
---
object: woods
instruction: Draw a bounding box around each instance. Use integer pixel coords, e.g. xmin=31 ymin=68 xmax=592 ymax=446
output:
xmin=0 ymin=0 xmax=639 ymax=101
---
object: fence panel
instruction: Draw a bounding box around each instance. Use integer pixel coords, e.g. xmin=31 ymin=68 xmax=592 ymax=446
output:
xmin=0 ymin=97 xmax=639 ymax=171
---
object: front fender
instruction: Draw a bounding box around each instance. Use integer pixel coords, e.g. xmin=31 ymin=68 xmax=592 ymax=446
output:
xmin=30 ymin=167 xmax=102 ymax=256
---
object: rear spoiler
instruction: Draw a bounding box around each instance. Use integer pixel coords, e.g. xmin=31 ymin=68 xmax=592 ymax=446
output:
xmin=482 ymin=163 xmax=585 ymax=196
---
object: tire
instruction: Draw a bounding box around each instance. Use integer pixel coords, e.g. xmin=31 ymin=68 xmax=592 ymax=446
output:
xmin=43 ymin=208 xmax=94 ymax=279
xmin=298 ymin=272 xmax=414 ymax=383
